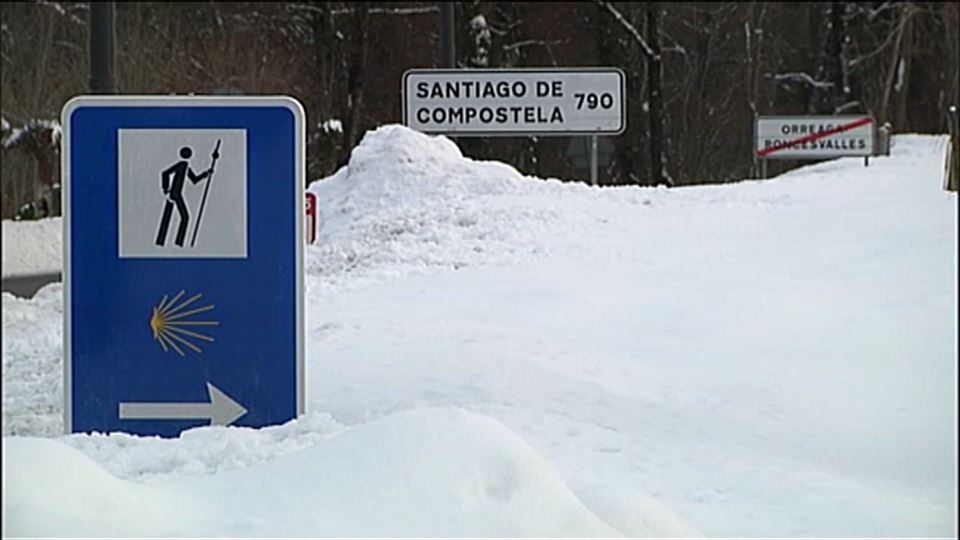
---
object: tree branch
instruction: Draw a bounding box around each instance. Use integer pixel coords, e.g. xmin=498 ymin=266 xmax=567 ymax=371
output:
xmin=502 ymin=39 xmax=566 ymax=52
xmin=769 ymin=71 xmax=834 ymax=89
xmin=594 ymin=1 xmax=655 ymax=60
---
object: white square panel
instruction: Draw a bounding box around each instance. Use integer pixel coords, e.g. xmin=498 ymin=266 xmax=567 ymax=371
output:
xmin=118 ymin=128 xmax=247 ymax=258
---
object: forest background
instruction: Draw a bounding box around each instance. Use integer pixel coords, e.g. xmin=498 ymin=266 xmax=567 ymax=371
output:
xmin=1 ymin=1 xmax=958 ymax=219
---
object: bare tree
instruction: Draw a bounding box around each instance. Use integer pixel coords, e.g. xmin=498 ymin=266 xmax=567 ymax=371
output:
xmin=595 ymin=1 xmax=670 ymax=186
xmin=3 ymin=1 xmax=959 ymax=217
xmin=645 ymin=2 xmax=670 ymax=186
xmin=340 ymin=3 xmax=370 ymax=161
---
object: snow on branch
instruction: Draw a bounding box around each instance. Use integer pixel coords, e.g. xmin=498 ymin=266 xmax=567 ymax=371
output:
xmin=594 ymin=1 xmax=655 ymax=60
xmin=2 ymin=125 xmax=24 ymax=150
xmin=502 ymin=39 xmax=566 ymax=52
xmin=333 ymin=5 xmax=438 ymax=17
xmin=470 ymin=15 xmax=492 ymax=67
xmin=862 ymin=1 xmax=899 ymax=23
xmin=35 ymin=0 xmax=86 ymax=27
xmin=286 ymin=4 xmax=438 ymax=17
xmin=834 ymin=100 xmax=862 ymax=114
xmin=768 ymin=72 xmax=834 ymax=90
xmin=319 ymin=119 xmax=343 ymax=133
xmin=2 ymin=119 xmax=61 ymax=151
xmin=662 ymin=44 xmax=687 ymax=56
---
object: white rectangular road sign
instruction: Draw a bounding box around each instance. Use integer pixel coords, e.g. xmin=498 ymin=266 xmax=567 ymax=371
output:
xmin=403 ymin=68 xmax=625 ymax=136
xmin=755 ymin=115 xmax=874 ymax=159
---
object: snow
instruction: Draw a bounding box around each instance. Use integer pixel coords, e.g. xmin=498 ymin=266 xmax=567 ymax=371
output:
xmin=4 ymin=409 xmax=626 ymax=537
xmin=304 ymin=125 xmax=578 ymax=288
xmin=1 ymin=126 xmax=23 ymax=149
xmin=895 ymin=57 xmax=905 ymax=93
xmin=319 ymin=118 xmax=342 ymax=133
xmin=773 ymin=72 xmax=834 ymax=89
xmin=3 ymin=436 xmax=205 ymax=538
xmin=0 ymin=118 xmax=61 ymax=150
xmin=2 ymin=125 xmax=957 ymax=537
xmin=469 ymin=15 xmax=492 ymax=68
xmin=1 ymin=217 xmax=61 ymax=277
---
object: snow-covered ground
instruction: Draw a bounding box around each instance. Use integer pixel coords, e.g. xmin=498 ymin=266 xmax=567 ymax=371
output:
xmin=1 ymin=216 xmax=61 ymax=277
xmin=2 ymin=126 xmax=957 ymax=537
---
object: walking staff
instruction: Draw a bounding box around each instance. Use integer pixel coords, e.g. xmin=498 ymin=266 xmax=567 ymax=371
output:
xmin=190 ymin=139 xmax=221 ymax=247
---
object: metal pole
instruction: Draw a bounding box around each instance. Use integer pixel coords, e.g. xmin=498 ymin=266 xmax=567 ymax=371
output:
xmin=949 ymin=105 xmax=958 ymax=192
xmin=439 ymin=2 xmax=455 ymax=68
xmin=89 ymin=1 xmax=116 ymax=94
xmin=590 ymin=135 xmax=598 ymax=185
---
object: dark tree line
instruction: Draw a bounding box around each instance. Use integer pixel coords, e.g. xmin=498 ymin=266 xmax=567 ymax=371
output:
xmin=2 ymin=1 xmax=957 ymax=218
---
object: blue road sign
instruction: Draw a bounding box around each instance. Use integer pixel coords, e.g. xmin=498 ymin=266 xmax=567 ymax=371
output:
xmin=62 ymin=96 xmax=305 ymax=437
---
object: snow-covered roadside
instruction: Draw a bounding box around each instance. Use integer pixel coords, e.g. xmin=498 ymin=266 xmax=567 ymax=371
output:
xmin=1 ymin=217 xmax=61 ymax=278
xmin=2 ymin=127 xmax=956 ymax=537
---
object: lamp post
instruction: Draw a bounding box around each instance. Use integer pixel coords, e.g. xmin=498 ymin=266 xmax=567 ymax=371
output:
xmin=89 ymin=1 xmax=116 ymax=94
xmin=439 ymin=2 xmax=455 ymax=68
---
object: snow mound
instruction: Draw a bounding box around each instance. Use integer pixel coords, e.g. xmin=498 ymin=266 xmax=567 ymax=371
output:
xmin=1 ymin=282 xmax=62 ymax=436
xmin=2 ymin=437 xmax=206 ymax=538
xmin=1 ymin=217 xmax=61 ymax=277
xmin=315 ymin=124 xmax=523 ymax=227
xmin=305 ymin=125 xmax=604 ymax=287
xmin=62 ymin=411 xmax=347 ymax=481
xmin=4 ymin=408 xmax=647 ymax=537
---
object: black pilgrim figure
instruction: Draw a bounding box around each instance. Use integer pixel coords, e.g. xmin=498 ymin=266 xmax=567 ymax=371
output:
xmin=155 ymin=147 xmax=211 ymax=247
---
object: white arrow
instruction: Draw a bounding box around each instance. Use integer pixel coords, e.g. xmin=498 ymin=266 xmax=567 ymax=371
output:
xmin=118 ymin=382 xmax=248 ymax=426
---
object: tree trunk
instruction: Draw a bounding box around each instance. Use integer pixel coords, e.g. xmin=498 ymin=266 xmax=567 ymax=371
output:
xmin=896 ymin=4 xmax=914 ymax=130
xmin=825 ymin=2 xmax=847 ymax=111
xmin=646 ymin=2 xmax=669 ymax=186
xmin=310 ymin=3 xmax=337 ymax=177
xmin=879 ymin=3 xmax=910 ymax=125
xmin=341 ymin=3 xmax=370 ymax=165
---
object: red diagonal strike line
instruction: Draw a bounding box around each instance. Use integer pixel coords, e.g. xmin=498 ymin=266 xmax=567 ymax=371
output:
xmin=757 ymin=117 xmax=873 ymax=157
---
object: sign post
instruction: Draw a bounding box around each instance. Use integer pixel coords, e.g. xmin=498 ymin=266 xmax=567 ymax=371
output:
xmin=305 ymin=192 xmax=317 ymax=244
xmin=590 ymin=134 xmax=599 ymax=185
xmin=62 ymin=96 xmax=305 ymax=437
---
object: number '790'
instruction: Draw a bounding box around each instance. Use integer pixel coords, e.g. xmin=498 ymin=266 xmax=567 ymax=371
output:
xmin=574 ymin=93 xmax=615 ymax=110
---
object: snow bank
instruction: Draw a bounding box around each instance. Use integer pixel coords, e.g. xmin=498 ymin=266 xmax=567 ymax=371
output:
xmin=1 ymin=283 xmax=62 ymax=436
xmin=4 ymin=408 xmax=625 ymax=537
xmin=306 ymin=125 xmax=616 ymax=288
xmin=2 ymin=437 xmax=205 ymax=538
xmin=1 ymin=217 xmax=61 ymax=277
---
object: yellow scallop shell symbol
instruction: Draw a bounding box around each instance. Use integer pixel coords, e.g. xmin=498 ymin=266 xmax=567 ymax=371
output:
xmin=149 ymin=290 xmax=219 ymax=356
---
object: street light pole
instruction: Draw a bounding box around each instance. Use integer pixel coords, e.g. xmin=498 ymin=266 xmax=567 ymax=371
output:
xmin=89 ymin=1 xmax=116 ymax=94
xmin=439 ymin=2 xmax=455 ymax=68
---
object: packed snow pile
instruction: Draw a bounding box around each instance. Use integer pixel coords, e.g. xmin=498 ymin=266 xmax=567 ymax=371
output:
xmin=3 ymin=408 xmax=635 ymax=537
xmin=2 ymin=125 xmax=956 ymax=537
xmin=1 ymin=217 xmax=61 ymax=277
xmin=1 ymin=284 xmax=63 ymax=436
xmin=305 ymin=124 xmax=637 ymax=288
